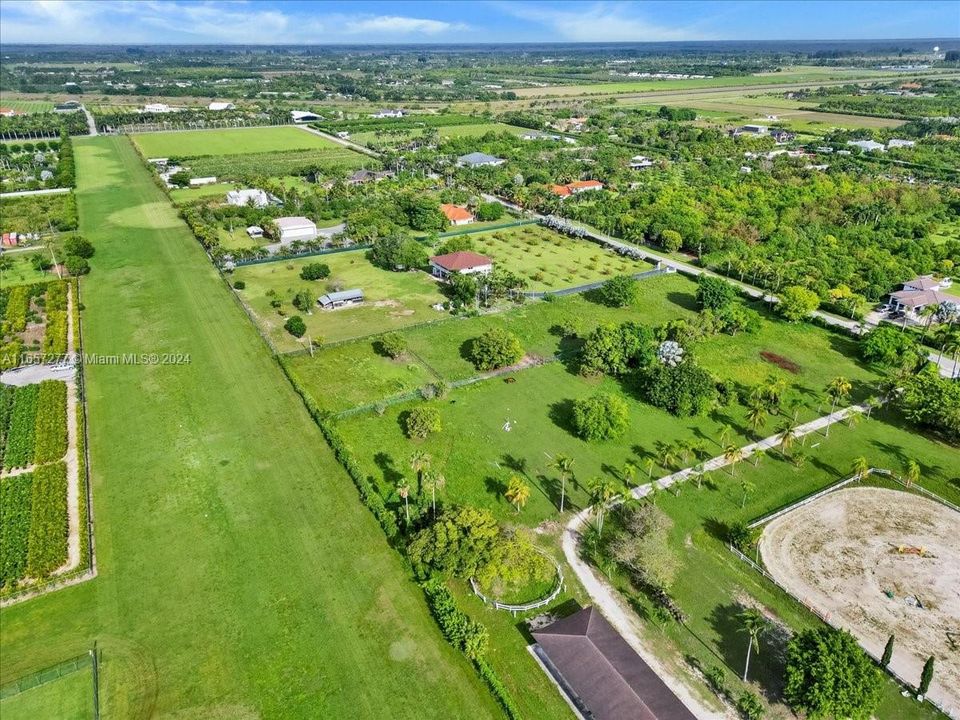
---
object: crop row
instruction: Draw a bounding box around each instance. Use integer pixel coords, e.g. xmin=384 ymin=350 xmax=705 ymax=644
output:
xmin=33 ymin=380 xmax=68 ymax=465
xmin=0 ymin=386 xmax=15 ymax=469
xmin=3 ymin=286 xmax=30 ymax=334
xmin=46 ymin=280 xmax=68 ymax=311
xmin=0 ymin=473 xmax=33 ymax=589
xmin=42 ymin=310 xmax=68 ymax=356
xmin=26 ymin=461 xmax=68 ymax=577
xmin=0 ymin=339 xmax=23 ymax=372
xmin=2 ymin=384 xmax=39 ymax=470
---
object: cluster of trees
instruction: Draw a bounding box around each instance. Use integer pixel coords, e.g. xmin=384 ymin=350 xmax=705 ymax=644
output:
xmin=466 ymin=328 xmax=524 ymax=371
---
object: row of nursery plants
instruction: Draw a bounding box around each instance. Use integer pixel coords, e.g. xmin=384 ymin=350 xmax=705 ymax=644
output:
xmin=33 ymin=380 xmax=68 ymax=464
xmin=1 ymin=380 xmax=68 ymax=471
xmin=0 ymin=473 xmax=33 ymax=588
xmin=25 ymin=461 xmax=69 ymax=578
xmin=2 ymin=384 xmax=39 ymax=470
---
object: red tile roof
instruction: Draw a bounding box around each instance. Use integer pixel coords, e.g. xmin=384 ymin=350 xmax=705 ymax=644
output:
xmin=440 ymin=204 xmax=474 ymax=223
xmin=429 ymin=251 xmax=492 ymax=271
xmin=568 ymin=180 xmax=604 ymax=190
xmin=550 ymin=184 xmax=572 ymax=197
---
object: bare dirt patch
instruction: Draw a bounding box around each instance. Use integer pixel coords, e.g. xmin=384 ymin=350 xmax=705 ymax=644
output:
xmin=760 ymin=487 xmax=960 ymax=711
xmin=759 ymin=350 xmax=801 ymax=374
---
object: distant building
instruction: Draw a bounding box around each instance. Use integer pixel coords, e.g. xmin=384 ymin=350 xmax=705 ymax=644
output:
xmin=531 ymin=607 xmax=698 ymax=720
xmin=457 ymin=152 xmax=505 ymax=168
xmin=53 ymin=101 xmax=82 ymax=112
xmin=369 ymin=109 xmax=406 ymax=119
xmin=887 ymin=275 xmax=959 ymax=319
xmin=629 ymin=155 xmax=654 ymax=169
xmin=189 ymin=176 xmax=218 ymax=186
xmin=346 ymin=169 xmax=395 ymax=185
xmin=429 ymin=251 xmax=493 ymax=280
xmin=246 ymin=226 xmax=264 ymax=238
xmin=336 ymin=131 xmax=351 ymax=139
xmin=226 ymin=189 xmax=269 ymax=208
xmin=732 ymin=124 xmax=768 ymax=136
xmin=290 ymin=110 xmax=322 ymax=123
xmin=887 ymin=138 xmax=916 ymax=149
xmin=275 ymin=216 xmax=318 ymax=243
xmin=771 ymin=129 xmax=796 ymax=144
xmin=208 ymin=101 xmax=235 ymax=111
xmin=143 ymin=103 xmax=172 ymax=113
xmin=318 ymin=289 xmax=364 ymax=309
xmin=847 ymin=139 xmax=886 ymax=153
xmin=550 ymin=180 xmax=604 ymax=197
xmin=440 ymin=204 xmax=475 ymax=226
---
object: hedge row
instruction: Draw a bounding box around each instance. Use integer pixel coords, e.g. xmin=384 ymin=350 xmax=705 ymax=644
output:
xmin=3 ymin=384 xmax=39 ymax=470
xmin=46 ymin=280 xmax=68 ymax=311
xmin=55 ymin=133 xmax=75 ymax=188
xmin=0 ymin=385 xmax=14 ymax=467
xmin=26 ymin=461 xmax=68 ymax=577
xmin=0 ymin=339 xmax=23 ymax=372
xmin=42 ymin=311 xmax=68 ymax=356
xmin=34 ymin=380 xmax=68 ymax=464
xmin=0 ymin=473 xmax=32 ymax=588
xmin=4 ymin=285 xmax=30 ymax=333
xmin=278 ymin=357 xmax=399 ymax=539
xmin=422 ymin=578 xmax=523 ymax=720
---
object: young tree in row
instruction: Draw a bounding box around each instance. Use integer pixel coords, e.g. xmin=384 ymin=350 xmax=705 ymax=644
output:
xmin=739 ymin=608 xmax=768 ymax=681
xmin=548 ymin=453 xmax=575 ymax=513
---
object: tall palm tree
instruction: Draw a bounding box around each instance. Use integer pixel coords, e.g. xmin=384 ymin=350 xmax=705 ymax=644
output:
xmin=409 ymin=450 xmax=432 ymax=492
xmin=746 ymin=404 xmax=768 ymax=439
xmin=424 ymin=470 xmax=446 ymax=517
xmin=739 ymin=609 xmax=768 ymax=681
xmin=396 ymin=478 xmax=411 ymax=524
xmin=717 ymin=423 xmax=733 ymax=448
xmin=919 ymin=304 xmax=938 ymax=341
xmin=851 ymin=456 xmax=870 ymax=482
xmin=905 ymin=459 xmax=920 ymax=488
xmin=740 ymin=479 xmax=756 ymax=508
xmin=658 ymin=442 xmax=678 ymax=473
xmin=505 ymin=475 xmax=530 ymax=514
xmin=549 ymin=453 xmax=575 ymax=513
xmin=777 ymin=421 xmax=798 ymax=457
xmin=825 ymin=376 xmax=852 ymax=436
xmin=692 ymin=462 xmax=706 ymax=490
xmin=588 ymin=476 xmax=620 ymax=535
xmin=724 ymin=445 xmax=743 ymax=476
xmin=644 ymin=457 xmax=657 ymax=481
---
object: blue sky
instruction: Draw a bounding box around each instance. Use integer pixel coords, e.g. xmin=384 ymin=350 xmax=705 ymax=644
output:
xmin=1 ymin=1 xmax=958 ymax=45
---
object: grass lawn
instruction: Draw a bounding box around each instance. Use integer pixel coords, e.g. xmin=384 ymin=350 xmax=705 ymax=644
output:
xmin=169 ymin=181 xmax=235 ymax=204
xmin=0 ymin=136 xmax=503 ymax=719
xmin=131 ymin=125 xmax=341 ymax=158
xmin=232 ymin=250 xmax=448 ymax=350
xmin=350 ymin=123 xmax=528 ymax=146
xmin=0 ymin=251 xmax=57 ymax=287
xmin=468 ymin=225 xmax=652 ymax=291
xmin=0 ymin=665 xmax=94 ymax=720
xmin=0 ymin=100 xmax=56 ymax=113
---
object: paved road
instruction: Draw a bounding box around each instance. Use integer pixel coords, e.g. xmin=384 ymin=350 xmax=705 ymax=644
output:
xmin=1 ymin=361 xmax=76 ymax=387
xmin=82 ymin=105 xmax=98 ymax=136
xmin=0 ymin=187 xmax=71 ymax=198
xmin=295 ymin=124 xmax=381 ymax=158
xmin=482 ymin=194 xmax=959 ymax=378
xmin=562 ymin=402 xmax=872 ymax=720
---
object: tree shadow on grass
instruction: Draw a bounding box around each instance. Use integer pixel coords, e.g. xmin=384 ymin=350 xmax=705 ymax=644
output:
xmin=703 ymin=516 xmax=733 ymax=543
xmin=373 ymin=452 xmax=404 ymax=488
xmin=501 ymin=453 xmax=529 ymax=476
xmin=484 ymin=475 xmax=507 ymax=502
xmin=666 ymin=290 xmax=698 ymax=312
xmin=538 ymin=472 xmax=581 ymax=513
xmin=548 ymin=398 xmax=577 ymax=435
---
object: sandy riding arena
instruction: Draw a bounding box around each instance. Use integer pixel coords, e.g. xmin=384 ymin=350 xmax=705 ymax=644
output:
xmin=760 ymin=487 xmax=960 ymax=714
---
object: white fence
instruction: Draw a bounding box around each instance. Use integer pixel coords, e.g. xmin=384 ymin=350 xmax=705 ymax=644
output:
xmin=470 ymin=561 xmax=565 ymax=616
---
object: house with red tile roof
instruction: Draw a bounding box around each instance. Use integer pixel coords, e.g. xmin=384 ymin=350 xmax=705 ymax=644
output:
xmin=550 ymin=180 xmax=604 ymax=198
xmin=429 ymin=251 xmax=493 ymax=280
xmin=440 ymin=204 xmax=475 ymax=226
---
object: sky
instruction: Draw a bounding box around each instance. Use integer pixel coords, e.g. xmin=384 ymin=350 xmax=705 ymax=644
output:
xmin=1 ymin=0 xmax=958 ymax=45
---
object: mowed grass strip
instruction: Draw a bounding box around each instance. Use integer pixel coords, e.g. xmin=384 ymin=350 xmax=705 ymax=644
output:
xmin=1 ymin=663 xmax=95 ymax=720
xmin=0 ymin=136 xmax=502 ymax=720
xmin=130 ymin=125 xmax=342 ymax=157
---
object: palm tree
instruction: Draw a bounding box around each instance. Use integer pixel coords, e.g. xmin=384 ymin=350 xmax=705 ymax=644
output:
xmin=724 ymin=445 xmax=743 ymax=476
xmin=825 ymin=376 xmax=852 ymax=436
xmin=588 ymin=476 xmax=620 ymax=535
xmin=505 ymin=475 xmax=530 ymax=513
xmin=409 ymin=450 xmax=432 ymax=492
xmin=549 ymin=453 xmax=575 ymax=513
xmin=851 ymin=456 xmax=870 ymax=482
xmin=905 ymin=459 xmax=920 ymax=488
xmin=657 ymin=442 xmax=678 ymax=473
xmin=717 ymin=422 xmax=733 ymax=448
xmin=396 ymin=478 xmax=411 ymax=524
xmin=792 ymin=451 xmax=808 ymax=469
xmin=644 ymin=457 xmax=657 ymax=481
xmin=692 ymin=462 xmax=706 ymax=490
xmin=424 ymin=470 xmax=446 ymax=517
xmin=739 ymin=609 xmax=768 ymax=681
xmin=740 ymin=479 xmax=756 ymax=508
xmin=777 ymin=421 xmax=798 ymax=457
xmin=845 ymin=409 xmax=863 ymax=429
xmin=622 ymin=461 xmax=638 ymax=487
xmin=919 ymin=304 xmax=938 ymax=341
xmin=746 ymin=404 xmax=768 ymax=439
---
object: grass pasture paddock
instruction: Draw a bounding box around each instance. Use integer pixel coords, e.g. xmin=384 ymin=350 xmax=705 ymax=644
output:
xmin=130 ymin=125 xmax=341 ymax=158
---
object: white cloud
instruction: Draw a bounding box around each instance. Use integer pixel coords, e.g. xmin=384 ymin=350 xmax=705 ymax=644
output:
xmin=496 ymin=1 xmax=712 ymax=42
xmin=0 ymin=1 xmax=469 ymax=44
xmin=344 ymin=15 xmax=468 ymax=36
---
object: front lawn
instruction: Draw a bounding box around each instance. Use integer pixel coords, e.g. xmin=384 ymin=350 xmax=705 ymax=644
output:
xmin=131 ymin=126 xmax=340 ymax=158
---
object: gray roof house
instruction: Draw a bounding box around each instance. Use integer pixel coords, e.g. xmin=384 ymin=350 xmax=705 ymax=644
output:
xmin=531 ymin=607 xmax=697 ymax=720
xmin=457 ymin=152 xmax=506 ymax=168
xmin=318 ymin=289 xmax=364 ymax=309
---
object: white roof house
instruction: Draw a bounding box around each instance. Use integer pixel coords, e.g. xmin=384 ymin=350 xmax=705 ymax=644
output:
xmin=226 ymin=189 xmax=269 ymax=208
xmin=457 ymin=152 xmax=506 ymax=168
xmin=291 ymin=110 xmax=323 ymax=123
xmin=629 ymin=155 xmax=654 ymax=169
xmin=370 ymin=109 xmax=405 ymax=119
xmin=246 ymin=226 xmax=264 ymax=238
xmin=887 ymin=138 xmax=916 ymax=149
xmin=143 ymin=103 xmax=172 ymax=113
xmin=189 ymin=176 xmax=218 ymax=186
xmin=275 ymin=216 xmax=318 ymax=243
xmin=847 ymin=139 xmax=886 ymax=153
xmin=208 ymin=102 xmax=235 ymax=111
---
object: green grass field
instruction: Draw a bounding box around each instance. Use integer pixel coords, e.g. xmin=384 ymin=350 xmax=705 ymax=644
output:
xmin=0 ymin=136 xmax=503 ymax=719
xmin=350 ymin=122 xmax=529 ymax=146
xmin=0 ymin=251 xmax=56 ymax=287
xmin=469 ymin=225 xmax=652 ymax=291
xmin=0 ymin=100 xmax=56 ymax=113
xmin=232 ymin=250 xmax=448 ymax=350
xmin=1 ymin=665 xmax=94 ymax=720
xmin=131 ymin=125 xmax=342 ymax=158
xmin=168 ymin=181 xmax=235 ymax=204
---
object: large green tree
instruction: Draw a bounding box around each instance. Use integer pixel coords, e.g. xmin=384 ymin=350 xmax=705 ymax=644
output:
xmin=572 ymin=392 xmax=630 ymax=441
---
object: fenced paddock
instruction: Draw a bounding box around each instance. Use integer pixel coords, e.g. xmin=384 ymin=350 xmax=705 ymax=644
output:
xmin=746 ymin=479 xmax=960 ymax=717
xmin=0 ymin=649 xmax=99 ymax=720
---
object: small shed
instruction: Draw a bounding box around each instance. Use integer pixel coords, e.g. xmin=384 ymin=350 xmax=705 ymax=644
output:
xmin=318 ymin=289 xmax=364 ymax=309
xmin=246 ymin=226 xmax=264 ymax=238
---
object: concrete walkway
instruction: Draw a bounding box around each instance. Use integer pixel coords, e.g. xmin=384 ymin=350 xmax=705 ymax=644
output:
xmin=562 ymin=402 xmax=870 ymax=720
xmin=0 ymin=187 xmax=71 ymax=198
xmin=82 ymin=105 xmax=98 ymax=136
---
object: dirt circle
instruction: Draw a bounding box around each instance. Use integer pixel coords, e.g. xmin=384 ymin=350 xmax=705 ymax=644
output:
xmin=760 ymin=487 xmax=960 ymax=712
